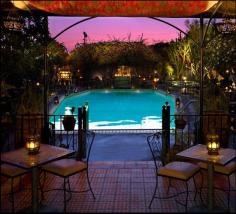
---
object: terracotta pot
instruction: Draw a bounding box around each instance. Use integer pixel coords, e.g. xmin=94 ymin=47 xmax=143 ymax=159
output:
xmin=62 ymin=115 xmax=76 ymax=131
xmin=175 ymin=118 xmax=186 ymax=129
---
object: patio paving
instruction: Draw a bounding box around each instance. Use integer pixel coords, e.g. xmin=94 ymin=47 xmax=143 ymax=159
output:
xmin=1 ymin=161 xmax=236 ymax=213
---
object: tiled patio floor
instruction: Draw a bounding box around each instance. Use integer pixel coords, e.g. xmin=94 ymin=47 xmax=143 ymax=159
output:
xmin=1 ymin=161 xmax=236 ymax=213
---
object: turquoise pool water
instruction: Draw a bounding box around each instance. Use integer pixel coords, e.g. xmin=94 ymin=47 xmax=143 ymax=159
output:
xmin=51 ymin=89 xmax=175 ymax=130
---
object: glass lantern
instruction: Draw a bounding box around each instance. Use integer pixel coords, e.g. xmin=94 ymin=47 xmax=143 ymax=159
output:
xmin=207 ymin=134 xmax=220 ymax=155
xmin=25 ymin=135 xmax=40 ymax=155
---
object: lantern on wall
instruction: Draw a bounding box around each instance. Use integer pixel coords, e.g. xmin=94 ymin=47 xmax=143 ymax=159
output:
xmin=3 ymin=16 xmax=24 ymax=31
xmin=207 ymin=134 xmax=220 ymax=155
xmin=3 ymin=6 xmax=24 ymax=32
xmin=25 ymin=135 xmax=40 ymax=155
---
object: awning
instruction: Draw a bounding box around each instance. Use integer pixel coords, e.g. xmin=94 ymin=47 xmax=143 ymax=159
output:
xmin=10 ymin=0 xmax=221 ymax=17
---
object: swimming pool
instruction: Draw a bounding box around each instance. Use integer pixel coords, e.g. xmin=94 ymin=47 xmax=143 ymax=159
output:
xmin=51 ymin=89 xmax=175 ymax=130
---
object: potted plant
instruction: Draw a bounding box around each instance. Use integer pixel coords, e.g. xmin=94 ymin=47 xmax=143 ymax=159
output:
xmin=62 ymin=107 xmax=76 ymax=131
xmin=175 ymin=113 xmax=186 ymax=129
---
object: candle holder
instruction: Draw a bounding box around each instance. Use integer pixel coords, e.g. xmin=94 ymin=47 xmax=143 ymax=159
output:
xmin=25 ymin=135 xmax=40 ymax=155
xmin=207 ymin=134 xmax=220 ymax=155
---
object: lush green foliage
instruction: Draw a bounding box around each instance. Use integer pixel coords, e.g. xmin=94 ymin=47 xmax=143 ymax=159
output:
xmin=69 ymin=41 xmax=159 ymax=82
xmin=1 ymin=16 xmax=234 ymax=113
xmin=166 ymin=19 xmax=235 ymax=111
xmin=1 ymin=14 xmax=68 ymax=113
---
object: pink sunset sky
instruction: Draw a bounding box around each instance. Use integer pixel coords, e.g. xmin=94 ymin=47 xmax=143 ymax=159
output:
xmin=48 ymin=17 xmax=193 ymax=52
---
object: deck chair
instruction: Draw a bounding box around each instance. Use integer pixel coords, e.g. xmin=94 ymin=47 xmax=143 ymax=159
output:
xmin=1 ymin=164 xmax=29 ymax=212
xmin=40 ymin=130 xmax=96 ymax=212
xmin=147 ymin=133 xmax=201 ymax=212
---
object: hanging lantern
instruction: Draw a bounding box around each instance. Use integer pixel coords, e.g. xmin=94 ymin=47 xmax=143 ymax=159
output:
xmin=215 ymin=18 xmax=236 ymax=35
xmin=25 ymin=135 xmax=40 ymax=155
xmin=207 ymin=134 xmax=220 ymax=155
xmin=3 ymin=9 xmax=24 ymax=31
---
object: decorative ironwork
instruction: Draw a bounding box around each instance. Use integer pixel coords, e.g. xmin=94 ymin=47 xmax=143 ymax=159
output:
xmin=3 ymin=12 xmax=24 ymax=31
xmin=215 ymin=18 xmax=236 ymax=34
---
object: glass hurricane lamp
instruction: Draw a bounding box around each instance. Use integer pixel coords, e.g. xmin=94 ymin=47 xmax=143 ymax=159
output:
xmin=207 ymin=134 xmax=220 ymax=155
xmin=25 ymin=135 xmax=40 ymax=155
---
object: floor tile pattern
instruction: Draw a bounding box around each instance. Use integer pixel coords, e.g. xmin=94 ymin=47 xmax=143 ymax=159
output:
xmin=1 ymin=161 xmax=236 ymax=213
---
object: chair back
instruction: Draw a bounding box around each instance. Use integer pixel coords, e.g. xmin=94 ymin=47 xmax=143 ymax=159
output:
xmin=147 ymin=132 xmax=164 ymax=172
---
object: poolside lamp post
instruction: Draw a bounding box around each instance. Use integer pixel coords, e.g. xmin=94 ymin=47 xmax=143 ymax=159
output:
xmin=25 ymin=135 xmax=40 ymax=155
xmin=182 ymin=76 xmax=187 ymax=94
xmin=207 ymin=134 xmax=220 ymax=155
xmin=153 ymin=77 xmax=159 ymax=89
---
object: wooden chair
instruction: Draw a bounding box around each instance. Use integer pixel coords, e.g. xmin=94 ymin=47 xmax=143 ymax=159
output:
xmin=40 ymin=130 xmax=96 ymax=212
xmin=147 ymin=133 xmax=201 ymax=212
xmin=1 ymin=164 xmax=29 ymax=212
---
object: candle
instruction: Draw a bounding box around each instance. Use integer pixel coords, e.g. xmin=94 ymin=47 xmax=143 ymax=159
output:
xmin=211 ymin=142 xmax=217 ymax=149
xmin=27 ymin=142 xmax=36 ymax=149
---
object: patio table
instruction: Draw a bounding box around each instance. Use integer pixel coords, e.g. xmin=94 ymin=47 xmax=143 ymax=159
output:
xmin=1 ymin=144 xmax=74 ymax=213
xmin=176 ymin=144 xmax=236 ymax=212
